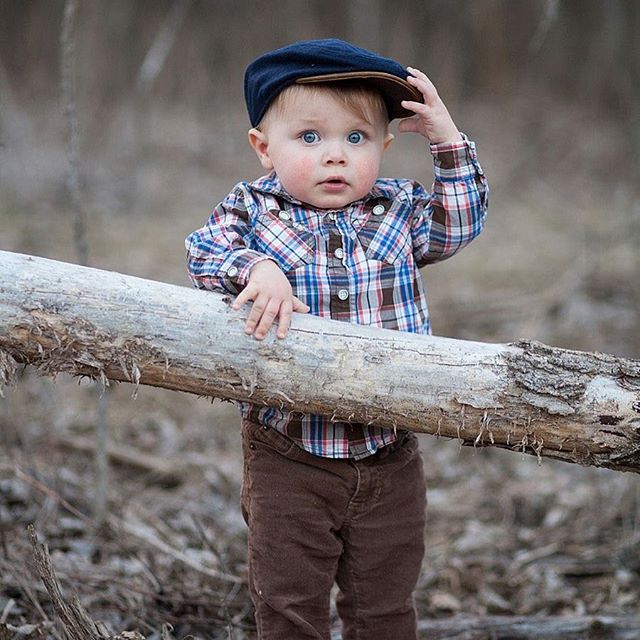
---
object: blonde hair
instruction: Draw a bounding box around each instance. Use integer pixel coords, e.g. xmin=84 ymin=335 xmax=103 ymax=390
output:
xmin=259 ymin=82 xmax=389 ymax=131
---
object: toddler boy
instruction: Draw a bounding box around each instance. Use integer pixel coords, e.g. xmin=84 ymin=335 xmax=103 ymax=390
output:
xmin=186 ymin=39 xmax=488 ymax=639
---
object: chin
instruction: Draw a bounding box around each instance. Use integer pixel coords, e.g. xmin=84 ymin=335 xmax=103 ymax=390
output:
xmin=311 ymin=190 xmax=368 ymax=210
xmin=311 ymin=197 xmax=354 ymax=210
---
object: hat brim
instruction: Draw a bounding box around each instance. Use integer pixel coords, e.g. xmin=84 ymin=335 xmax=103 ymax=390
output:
xmin=296 ymin=71 xmax=423 ymax=121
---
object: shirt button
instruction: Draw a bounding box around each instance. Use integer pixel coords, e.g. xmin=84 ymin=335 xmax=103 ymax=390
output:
xmin=372 ymin=204 xmax=385 ymax=216
xmin=227 ymin=266 xmax=238 ymax=277
xmin=337 ymin=289 xmax=349 ymax=301
xmin=328 ymin=212 xmax=336 ymax=221
xmin=278 ymin=210 xmax=291 ymax=221
xmin=334 ymin=248 xmax=344 ymax=259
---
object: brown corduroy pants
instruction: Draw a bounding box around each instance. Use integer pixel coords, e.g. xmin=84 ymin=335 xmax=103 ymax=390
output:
xmin=241 ymin=419 xmax=427 ymax=640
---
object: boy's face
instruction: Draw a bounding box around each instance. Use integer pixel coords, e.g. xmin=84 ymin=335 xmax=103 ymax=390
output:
xmin=248 ymin=89 xmax=393 ymax=210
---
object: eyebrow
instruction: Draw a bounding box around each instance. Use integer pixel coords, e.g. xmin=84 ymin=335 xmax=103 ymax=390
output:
xmin=294 ymin=118 xmax=326 ymax=125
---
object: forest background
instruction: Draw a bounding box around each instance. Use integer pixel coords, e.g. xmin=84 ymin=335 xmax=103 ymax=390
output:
xmin=1 ymin=1 xmax=639 ymax=638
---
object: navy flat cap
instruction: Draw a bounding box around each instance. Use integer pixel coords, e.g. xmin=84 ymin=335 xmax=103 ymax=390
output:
xmin=244 ymin=39 xmax=423 ymax=127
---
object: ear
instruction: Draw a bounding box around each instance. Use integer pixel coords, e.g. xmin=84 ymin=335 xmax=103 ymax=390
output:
xmin=248 ymin=128 xmax=274 ymax=171
xmin=383 ymin=132 xmax=394 ymax=152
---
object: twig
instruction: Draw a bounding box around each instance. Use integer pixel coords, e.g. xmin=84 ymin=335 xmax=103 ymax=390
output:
xmin=14 ymin=465 xmax=88 ymax=522
xmin=0 ymin=598 xmax=15 ymax=624
xmin=94 ymin=389 xmax=110 ymax=528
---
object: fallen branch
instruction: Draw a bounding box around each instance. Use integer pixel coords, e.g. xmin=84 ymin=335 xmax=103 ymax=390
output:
xmin=1 ymin=250 xmax=640 ymax=473
xmin=416 ymin=614 xmax=640 ymax=639
xmin=28 ymin=525 xmax=117 ymax=640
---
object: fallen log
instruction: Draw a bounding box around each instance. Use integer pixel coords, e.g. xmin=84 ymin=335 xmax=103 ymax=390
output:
xmin=415 ymin=614 xmax=640 ymax=639
xmin=1 ymin=250 xmax=639 ymax=473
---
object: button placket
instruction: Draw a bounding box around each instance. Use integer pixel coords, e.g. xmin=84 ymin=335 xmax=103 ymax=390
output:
xmin=327 ymin=226 xmax=351 ymax=317
xmin=326 ymin=213 xmax=348 ymax=268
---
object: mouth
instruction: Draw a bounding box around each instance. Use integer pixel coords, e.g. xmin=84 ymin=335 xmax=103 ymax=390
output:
xmin=320 ymin=176 xmax=348 ymax=188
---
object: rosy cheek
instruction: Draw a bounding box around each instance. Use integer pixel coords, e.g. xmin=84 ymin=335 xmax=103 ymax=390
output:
xmin=355 ymin=157 xmax=380 ymax=187
xmin=284 ymin=155 xmax=314 ymax=192
xmin=297 ymin=156 xmax=315 ymax=177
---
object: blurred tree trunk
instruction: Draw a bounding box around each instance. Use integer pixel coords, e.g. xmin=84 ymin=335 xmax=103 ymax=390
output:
xmin=61 ymin=0 xmax=112 ymax=530
xmin=1 ymin=250 xmax=640 ymax=475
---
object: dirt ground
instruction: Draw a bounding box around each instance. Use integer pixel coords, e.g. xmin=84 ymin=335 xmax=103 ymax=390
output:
xmin=1 ymin=93 xmax=640 ymax=638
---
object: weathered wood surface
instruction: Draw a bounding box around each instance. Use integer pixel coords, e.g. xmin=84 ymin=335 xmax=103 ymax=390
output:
xmin=1 ymin=250 xmax=640 ymax=473
xmin=415 ymin=614 xmax=640 ymax=639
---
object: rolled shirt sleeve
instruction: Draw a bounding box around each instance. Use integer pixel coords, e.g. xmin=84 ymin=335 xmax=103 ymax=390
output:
xmin=185 ymin=186 xmax=273 ymax=294
xmin=411 ymin=134 xmax=489 ymax=267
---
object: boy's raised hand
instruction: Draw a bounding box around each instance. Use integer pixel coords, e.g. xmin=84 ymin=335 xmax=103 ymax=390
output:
xmin=231 ymin=260 xmax=310 ymax=340
xmin=398 ymin=67 xmax=462 ymax=145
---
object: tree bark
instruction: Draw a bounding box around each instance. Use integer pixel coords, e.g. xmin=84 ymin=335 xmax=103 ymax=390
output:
xmin=1 ymin=250 xmax=639 ymax=473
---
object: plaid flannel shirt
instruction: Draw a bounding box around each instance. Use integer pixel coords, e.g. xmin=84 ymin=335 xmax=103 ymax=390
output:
xmin=185 ymin=135 xmax=488 ymax=459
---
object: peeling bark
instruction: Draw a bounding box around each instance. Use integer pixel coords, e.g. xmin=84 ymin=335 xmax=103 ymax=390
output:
xmin=0 ymin=348 xmax=17 ymax=394
xmin=1 ymin=250 xmax=640 ymax=473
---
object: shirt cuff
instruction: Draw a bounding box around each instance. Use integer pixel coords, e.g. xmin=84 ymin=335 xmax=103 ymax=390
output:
xmin=219 ymin=251 xmax=274 ymax=292
xmin=430 ymin=132 xmax=485 ymax=181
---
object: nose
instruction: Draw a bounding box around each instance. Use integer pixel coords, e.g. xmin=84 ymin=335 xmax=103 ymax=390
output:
xmin=322 ymin=141 xmax=347 ymax=165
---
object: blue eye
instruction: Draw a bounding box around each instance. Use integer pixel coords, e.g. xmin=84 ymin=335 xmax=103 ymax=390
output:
xmin=347 ymin=131 xmax=364 ymax=144
xmin=302 ymin=131 xmax=319 ymax=144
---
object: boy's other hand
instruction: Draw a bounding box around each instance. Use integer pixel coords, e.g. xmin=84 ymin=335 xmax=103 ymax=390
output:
xmin=231 ymin=260 xmax=310 ymax=340
xmin=398 ymin=67 xmax=462 ymax=145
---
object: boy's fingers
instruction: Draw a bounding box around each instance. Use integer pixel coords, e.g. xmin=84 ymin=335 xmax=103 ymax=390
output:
xmin=407 ymin=66 xmax=430 ymax=81
xmin=406 ymin=73 xmax=438 ymax=103
xmin=407 ymin=66 xmax=437 ymax=90
xmin=402 ymin=100 xmax=434 ymax=120
xmin=232 ymin=285 xmax=254 ymax=310
xmin=397 ymin=115 xmax=420 ymax=133
xmin=253 ymin=298 xmax=280 ymax=340
xmin=244 ymin=293 xmax=268 ymax=334
xmin=276 ymin=299 xmax=293 ymax=339
xmin=400 ymin=101 xmax=431 ymax=126
xmin=292 ymin=296 xmax=310 ymax=313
